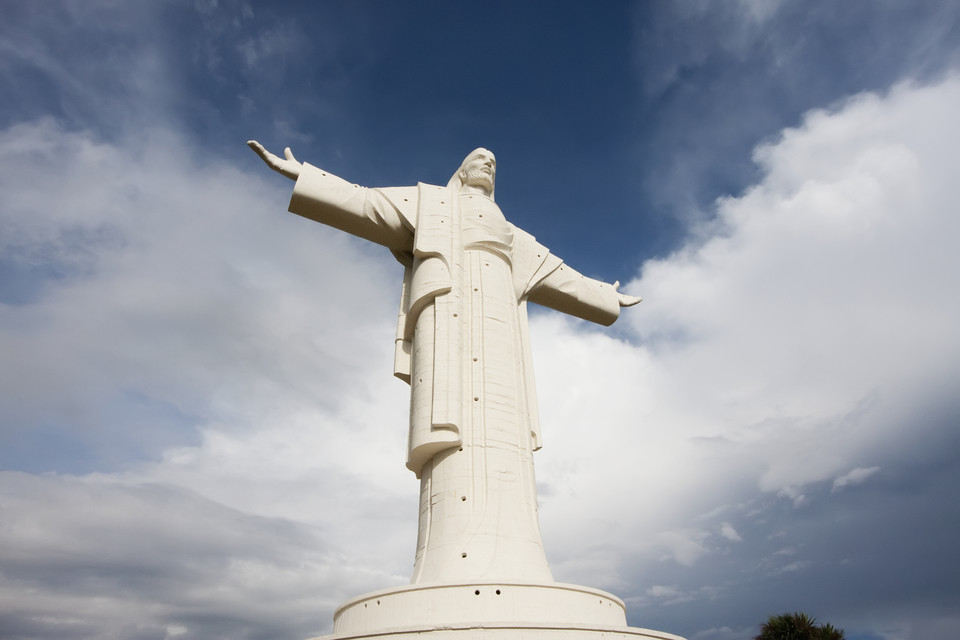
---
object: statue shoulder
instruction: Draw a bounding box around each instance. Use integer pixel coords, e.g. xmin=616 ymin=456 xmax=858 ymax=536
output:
xmin=372 ymin=185 xmax=421 ymax=230
xmin=374 ymin=182 xmax=454 ymax=230
xmin=510 ymin=223 xmax=554 ymax=261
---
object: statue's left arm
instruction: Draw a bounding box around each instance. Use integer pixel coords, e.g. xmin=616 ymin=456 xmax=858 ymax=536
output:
xmin=527 ymin=264 xmax=640 ymax=326
xmin=511 ymin=226 xmax=640 ymax=326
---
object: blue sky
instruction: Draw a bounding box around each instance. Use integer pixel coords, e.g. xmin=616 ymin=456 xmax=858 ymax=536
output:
xmin=2 ymin=2 xmax=960 ymax=639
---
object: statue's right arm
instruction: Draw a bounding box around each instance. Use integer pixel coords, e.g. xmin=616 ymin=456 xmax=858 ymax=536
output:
xmin=248 ymin=141 xmax=414 ymax=252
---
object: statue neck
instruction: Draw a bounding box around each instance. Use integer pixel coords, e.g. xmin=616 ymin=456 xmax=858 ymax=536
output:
xmin=459 ymin=184 xmax=494 ymax=199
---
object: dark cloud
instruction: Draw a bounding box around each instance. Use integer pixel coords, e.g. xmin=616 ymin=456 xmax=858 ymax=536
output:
xmin=0 ymin=473 xmax=344 ymax=640
xmin=0 ymin=119 xmax=400 ymax=473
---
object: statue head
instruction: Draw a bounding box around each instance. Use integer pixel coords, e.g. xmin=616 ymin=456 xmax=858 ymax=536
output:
xmin=448 ymin=148 xmax=496 ymax=199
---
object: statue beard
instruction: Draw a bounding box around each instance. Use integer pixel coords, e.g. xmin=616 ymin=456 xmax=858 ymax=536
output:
xmin=462 ymin=168 xmax=494 ymax=192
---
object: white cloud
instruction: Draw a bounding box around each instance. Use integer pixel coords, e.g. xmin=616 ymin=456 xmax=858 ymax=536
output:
xmin=777 ymin=486 xmax=808 ymax=508
xmin=0 ymin=118 xmax=404 ymax=463
xmin=655 ymin=529 xmax=711 ymax=567
xmin=0 ymin=119 xmax=414 ymax=637
xmin=647 ymin=584 xmax=682 ymax=599
xmin=735 ymin=0 xmax=785 ymax=24
xmin=237 ymin=24 xmax=301 ymax=70
xmin=0 ymin=471 xmax=360 ymax=639
xmin=531 ymin=77 xmax=960 ymax=634
xmin=719 ymin=523 xmax=742 ymax=542
xmin=773 ymin=560 xmax=810 ymax=575
xmin=832 ymin=466 xmax=881 ymax=492
xmin=624 ymin=76 xmax=960 ymax=496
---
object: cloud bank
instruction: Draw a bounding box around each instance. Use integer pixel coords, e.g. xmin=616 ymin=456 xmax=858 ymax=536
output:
xmin=535 ymin=77 xmax=960 ymax=638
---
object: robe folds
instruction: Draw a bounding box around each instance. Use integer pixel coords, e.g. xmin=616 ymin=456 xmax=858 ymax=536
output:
xmin=288 ymin=162 xmax=622 ymax=583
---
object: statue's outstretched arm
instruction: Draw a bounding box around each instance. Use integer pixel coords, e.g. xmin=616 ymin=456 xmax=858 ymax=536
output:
xmin=247 ymin=140 xmax=302 ymax=181
xmin=527 ymin=266 xmax=639 ymax=326
xmin=250 ymin=142 xmax=415 ymax=252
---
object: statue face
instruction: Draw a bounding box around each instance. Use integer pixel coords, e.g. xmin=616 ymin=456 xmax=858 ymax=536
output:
xmin=459 ymin=149 xmax=496 ymax=193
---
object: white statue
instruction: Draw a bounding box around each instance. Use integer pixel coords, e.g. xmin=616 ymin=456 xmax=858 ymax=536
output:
xmin=249 ymin=142 xmax=640 ymax=586
xmin=249 ymin=143 xmax=685 ymax=640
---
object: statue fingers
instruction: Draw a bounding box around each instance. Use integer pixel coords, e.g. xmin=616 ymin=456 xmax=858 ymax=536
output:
xmin=247 ymin=140 xmax=300 ymax=179
xmin=248 ymin=140 xmax=280 ymax=166
xmin=618 ymin=293 xmax=643 ymax=307
xmin=278 ymin=146 xmax=302 ymax=179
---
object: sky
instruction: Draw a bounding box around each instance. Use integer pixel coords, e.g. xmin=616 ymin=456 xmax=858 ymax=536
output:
xmin=1 ymin=1 xmax=959 ymax=639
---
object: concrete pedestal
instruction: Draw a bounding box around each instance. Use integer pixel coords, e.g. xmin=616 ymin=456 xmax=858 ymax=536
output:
xmin=308 ymin=581 xmax=685 ymax=640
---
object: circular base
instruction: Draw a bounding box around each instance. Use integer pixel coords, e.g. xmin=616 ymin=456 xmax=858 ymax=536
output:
xmin=312 ymin=624 xmax=684 ymax=639
xmin=307 ymin=581 xmax=686 ymax=640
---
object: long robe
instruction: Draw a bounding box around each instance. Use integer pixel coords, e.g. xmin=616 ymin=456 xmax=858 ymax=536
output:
xmin=288 ymin=163 xmax=621 ymax=584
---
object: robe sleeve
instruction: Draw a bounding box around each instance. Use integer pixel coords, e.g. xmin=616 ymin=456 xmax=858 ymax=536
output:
xmin=288 ymin=163 xmax=416 ymax=251
xmin=510 ymin=225 xmax=621 ymax=326
xmin=526 ymin=261 xmax=622 ymax=326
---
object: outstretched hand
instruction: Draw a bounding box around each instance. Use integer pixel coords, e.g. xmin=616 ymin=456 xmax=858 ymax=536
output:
xmin=247 ymin=140 xmax=302 ymax=181
xmin=612 ymin=280 xmax=642 ymax=307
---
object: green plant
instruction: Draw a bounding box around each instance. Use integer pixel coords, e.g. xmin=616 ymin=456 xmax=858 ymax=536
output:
xmin=755 ymin=612 xmax=845 ymax=640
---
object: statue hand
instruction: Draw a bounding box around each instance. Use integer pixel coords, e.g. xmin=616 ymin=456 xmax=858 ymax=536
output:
xmin=612 ymin=280 xmax=642 ymax=307
xmin=247 ymin=140 xmax=302 ymax=180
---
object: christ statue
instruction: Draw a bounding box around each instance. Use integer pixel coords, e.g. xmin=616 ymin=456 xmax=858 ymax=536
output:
xmin=248 ymin=142 xmax=641 ymax=588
